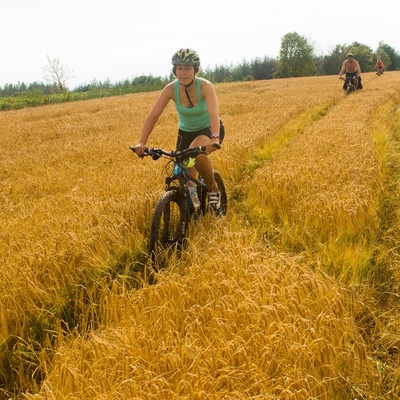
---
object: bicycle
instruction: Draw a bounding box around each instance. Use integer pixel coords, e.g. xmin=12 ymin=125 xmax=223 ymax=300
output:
xmin=130 ymin=143 xmax=227 ymax=268
xmin=340 ymin=76 xmax=358 ymax=95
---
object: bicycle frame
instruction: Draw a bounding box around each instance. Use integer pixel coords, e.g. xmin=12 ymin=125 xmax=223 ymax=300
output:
xmin=346 ymin=75 xmax=356 ymax=88
xmin=130 ymin=143 xmax=226 ymax=268
xmin=168 ymin=162 xmax=207 ymax=212
xmin=130 ymin=143 xmax=220 ymax=214
xmin=341 ymin=75 xmax=357 ymax=94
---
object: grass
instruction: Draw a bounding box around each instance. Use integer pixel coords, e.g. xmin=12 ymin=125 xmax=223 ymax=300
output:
xmin=0 ymin=73 xmax=399 ymax=399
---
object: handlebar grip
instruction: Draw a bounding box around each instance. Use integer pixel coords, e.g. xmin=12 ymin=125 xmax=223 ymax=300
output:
xmin=193 ymin=143 xmax=220 ymax=152
xmin=129 ymin=145 xmax=148 ymax=158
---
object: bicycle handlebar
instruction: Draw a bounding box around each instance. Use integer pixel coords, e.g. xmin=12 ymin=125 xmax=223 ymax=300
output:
xmin=129 ymin=143 xmax=221 ymax=160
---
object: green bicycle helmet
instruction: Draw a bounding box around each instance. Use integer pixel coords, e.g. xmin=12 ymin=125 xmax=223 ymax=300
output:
xmin=172 ymin=48 xmax=200 ymax=74
xmin=172 ymin=48 xmax=200 ymax=67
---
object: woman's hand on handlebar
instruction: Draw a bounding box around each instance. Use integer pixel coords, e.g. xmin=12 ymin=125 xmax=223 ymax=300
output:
xmin=206 ymin=141 xmax=221 ymax=154
xmin=133 ymin=143 xmax=147 ymax=157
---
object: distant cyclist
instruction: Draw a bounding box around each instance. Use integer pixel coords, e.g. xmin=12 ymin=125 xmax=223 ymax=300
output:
xmin=339 ymin=52 xmax=363 ymax=90
xmin=375 ymin=59 xmax=384 ymax=75
xmin=133 ymin=48 xmax=225 ymax=210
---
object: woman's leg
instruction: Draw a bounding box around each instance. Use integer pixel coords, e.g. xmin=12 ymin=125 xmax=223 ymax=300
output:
xmin=190 ymin=134 xmax=218 ymax=191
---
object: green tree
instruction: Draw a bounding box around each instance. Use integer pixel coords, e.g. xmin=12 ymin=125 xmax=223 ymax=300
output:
xmin=319 ymin=45 xmax=344 ymax=75
xmin=232 ymin=59 xmax=251 ymax=81
xmin=376 ymin=42 xmax=400 ymax=71
xmin=210 ymin=64 xmax=233 ymax=83
xmin=275 ymin=32 xmax=316 ymax=78
xmin=250 ymin=56 xmax=276 ymax=80
xmin=340 ymin=42 xmax=374 ymax=72
xmin=374 ymin=44 xmax=391 ymax=70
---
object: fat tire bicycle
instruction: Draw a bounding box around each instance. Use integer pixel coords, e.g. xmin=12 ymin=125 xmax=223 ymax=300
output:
xmin=130 ymin=143 xmax=227 ymax=269
xmin=340 ymin=76 xmax=358 ymax=95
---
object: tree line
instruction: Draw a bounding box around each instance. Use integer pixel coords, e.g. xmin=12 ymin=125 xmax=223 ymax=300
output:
xmin=1 ymin=33 xmax=399 ymax=111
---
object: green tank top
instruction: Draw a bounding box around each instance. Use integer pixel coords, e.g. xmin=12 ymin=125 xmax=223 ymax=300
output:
xmin=174 ymin=78 xmax=211 ymax=132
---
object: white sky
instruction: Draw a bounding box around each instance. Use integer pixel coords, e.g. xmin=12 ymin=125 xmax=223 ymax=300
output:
xmin=1 ymin=0 xmax=398 ymax=89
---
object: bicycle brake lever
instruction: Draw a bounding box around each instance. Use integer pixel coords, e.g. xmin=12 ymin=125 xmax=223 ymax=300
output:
xmin=146 ymin=149 xmax=162 ymax=160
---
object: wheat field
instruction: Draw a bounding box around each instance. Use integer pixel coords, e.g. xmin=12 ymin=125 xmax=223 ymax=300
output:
xmin=1 ymin=72 xmax=400 ymax=399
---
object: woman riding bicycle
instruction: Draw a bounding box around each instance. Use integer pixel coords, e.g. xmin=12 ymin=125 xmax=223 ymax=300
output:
xmin=133 ymin=48 xmax=225 ymax=209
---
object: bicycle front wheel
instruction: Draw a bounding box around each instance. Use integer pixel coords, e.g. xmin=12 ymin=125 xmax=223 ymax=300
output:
xmin=149 ymin=190 xmax=189 ymax=268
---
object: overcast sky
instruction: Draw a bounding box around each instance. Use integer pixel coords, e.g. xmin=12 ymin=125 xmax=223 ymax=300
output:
xmin=1 ymin=0 xmax=398 ymax=89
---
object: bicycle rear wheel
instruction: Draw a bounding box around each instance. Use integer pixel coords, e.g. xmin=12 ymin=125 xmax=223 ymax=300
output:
xmin=214 ymin=171 xmax=228 ymax=216
xmin=149 ymin=190 xmax=189 ymax=269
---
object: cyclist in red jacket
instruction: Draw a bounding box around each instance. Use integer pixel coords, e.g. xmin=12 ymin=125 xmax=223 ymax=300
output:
xmin=375 ymin=59 xmax=384 ymax=75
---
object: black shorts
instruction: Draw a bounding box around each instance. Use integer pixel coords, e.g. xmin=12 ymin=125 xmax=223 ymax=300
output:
xmin=176 ymin=120 xmax=225 ymax=151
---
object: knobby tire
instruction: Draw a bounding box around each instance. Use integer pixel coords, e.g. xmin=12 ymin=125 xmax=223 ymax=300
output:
xmin=149 ymin=190 xmax=189 ymax=269
xmin=214 ymin=171 xmax=228 ymax=215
